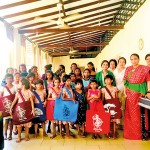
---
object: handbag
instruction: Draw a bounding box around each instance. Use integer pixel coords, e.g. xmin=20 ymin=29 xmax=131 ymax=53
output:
xmin=86 ymin=101 xmax=110 ymax=134
xmin=104 ymin=87 xmax=122 ymax=119
xmin=33 ymin=91 xmax=46 ymax=122
xmin=54 ymin=87 xmax=79 ymax=122
xmin=12 ymin=90 xmax=34 ymax=125
xmin=0 ymin=86 xmax=15 ymax=117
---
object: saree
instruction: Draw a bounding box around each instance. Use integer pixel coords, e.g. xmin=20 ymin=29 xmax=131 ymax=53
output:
xmin=124 ymin=65 xmax=150 ymax=140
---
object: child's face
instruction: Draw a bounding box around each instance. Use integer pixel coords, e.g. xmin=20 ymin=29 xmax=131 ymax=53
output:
xmin=34 ymin=72 xmax=39 ymax=79
xmin=71 ymin=64 xmax=77 ymax=72
xmin=65 ymin=79 xmax=71 ymax=86
xmin=36 ymin=83 xmax=42 ymax=90
xmin=29 ymin=76 xmax=34 ymax=82
xmin=8 ymin=69 xmax=14 ymax=74
xmin=87 ymin=64 xmax=92 ymax=70
xmin=75 ymin=83 xmax=82 ymax=90
xmin=90 ymin=82 xmax=97 ymax=89
xmin=54 ymin=79 xmax=60 ymax=87
xmin=83 ymin=70 xmax=90 ymax=78
xmin=70 ymin=75 xmax=76 ymax=82
xmin=6 ymin=77 xmax=13 ymax=84
xmin=46 ymin=72 xmax=52 ymax=80
xmin=19 ymin=66 xmax=26 ymax=72
xmin=75 ymin=69 xmax=80 ymax=76
xmin=105 ymin=78 xmax=113 ymax=85
xmin=14 ymin=74 xmax=20 ymax=82
xmin=32 ymin=67 xmax=37 ymax=73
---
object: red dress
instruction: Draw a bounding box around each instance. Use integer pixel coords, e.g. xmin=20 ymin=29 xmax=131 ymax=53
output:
xmin=123 ymin=65 xmax=150 ymax=140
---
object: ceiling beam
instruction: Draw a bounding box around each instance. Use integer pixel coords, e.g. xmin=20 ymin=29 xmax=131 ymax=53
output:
xmin=48 ymin=51 xmax=101 ymax=56
xmin=19 ymin=25 xmax=124 ymax=34
xmin=39 ymin=42 xmax=108 ymax=48
xmin=0 ymin=0 xmax=39 ymax=10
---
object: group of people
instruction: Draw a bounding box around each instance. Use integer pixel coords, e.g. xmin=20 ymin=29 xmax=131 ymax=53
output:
xmin=0 ymin=53 xmax=150 ymax=143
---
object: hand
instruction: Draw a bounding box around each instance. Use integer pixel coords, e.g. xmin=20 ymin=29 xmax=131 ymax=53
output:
xmin=72 ymin=99 xmax=76 ymax=104
xmin=124 ymin=93 xmax=127 ymax=98
xmin=9 ymin=109 xmax=12 ymax=116
xmin=32 ymin=109 xmax=35 ymax=116
xmin=146 ymin=93 xmax=150 ymax=99
xmin=43 ymin=101 xmax=47 ymax=107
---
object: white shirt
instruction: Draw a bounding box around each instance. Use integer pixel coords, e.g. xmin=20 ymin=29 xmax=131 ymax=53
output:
xmin=0 ymin=85 xmax=17 ymax=96
xmin=113 ymin=68 xmax=125 ymax=92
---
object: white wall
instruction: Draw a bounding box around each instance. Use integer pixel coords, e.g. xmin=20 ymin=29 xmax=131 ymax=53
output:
xmin=52 ymin=0 xmax=150 ymax=73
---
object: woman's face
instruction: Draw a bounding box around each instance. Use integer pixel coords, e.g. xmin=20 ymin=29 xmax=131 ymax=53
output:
xmin=110 ymin=61 xmax=116 ymax=70
xmin=101 ymin=62 xmax=109 ymax=70
xmin=146 ymin=56 xmax=150 ymax=66
xmin=87 ymin=64 xmax=92 ymax=71
xmin=130 ymin=55 xmax=139 ymax=66
xmin=118 ymin=59 xmax=126 ymax=68
xmin=19 ymin=66 xmax=26 ymax=73
xmin=46 ymin=72 xmax=52 ymax=80
xmin=71 ymin=64 xmax=77 ymax=72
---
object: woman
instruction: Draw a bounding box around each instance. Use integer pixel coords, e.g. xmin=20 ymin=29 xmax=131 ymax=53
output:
xmin=145 ymin=53 xmax=150 ymax=67
xmin=123 ymin=53 xmax=150 ymax=140
xmin=70 ymin=63 xmax=77 ymax=74
xmin=87 ymin=62 xmax=96 ymax=78
xmin=55 ymin=65 xmax=65 ymax=77
xmin=96 ymin=60 xmax=116 ymax=88
xmin=109 ymin=59 xmax=117 ymax=72
xmin=41 ymin=64 xmax=52 ymax=80
xmin=113 ymin=57 xmax=126 ymax=129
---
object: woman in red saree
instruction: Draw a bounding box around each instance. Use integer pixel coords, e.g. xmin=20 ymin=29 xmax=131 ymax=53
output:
xmin=123 ymin=53 xmax=150 ymax=140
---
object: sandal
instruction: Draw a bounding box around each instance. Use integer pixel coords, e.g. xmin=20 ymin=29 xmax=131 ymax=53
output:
xmin=16 ymin=137 xmax=21 ymax=143
xmin=50 ymin=134 xmax=56 ymax=139
xmin=8 ymin=135 xmax=12 ymax=140
xmin=25 ymin=137 xmax=30 ymax=141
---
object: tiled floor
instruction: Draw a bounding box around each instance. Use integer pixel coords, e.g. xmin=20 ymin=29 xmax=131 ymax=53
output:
xmin=4 ymin=129 xmax=150 ymax=150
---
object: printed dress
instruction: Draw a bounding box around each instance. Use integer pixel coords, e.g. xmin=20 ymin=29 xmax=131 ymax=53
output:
xmin=74 ymin=91 xmax=86 ymax=126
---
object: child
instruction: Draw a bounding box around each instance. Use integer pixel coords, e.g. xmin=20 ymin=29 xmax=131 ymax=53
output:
xmin=101 ymin=75 xmax=119 ymax=139
xmin=33 ymin=79 xmax=47 ymax=138
xmin=60 ymin=71 xmax=66 ymax=88
xmin=62 ymin=75 xmax=76 ymax=138
xmin=70 ymin=73 xmax=76 ymax=90
xmin=87 ymin=79 xmax=102 ymax=139
xmin=10 ymin=78 xmax=35 ymax=143
xmin=27 ymin=72 xmax=36 ymax=91
xmin=74 ymin=68 xmax=82 ymax=79
xmin=47 ymin=77 xmax=61 ymax=138
xmin=44 ymin=70 xmax=54 ymax=133
xmin=0 ymin=73 xmax=17 ymax=140
xmin=74 ymin=79 xmax=86 ymax=137
xmin=82 ymin=68 xmax=91 ymax=91
xmin=12 ymin=72 xmax=21 ymax=135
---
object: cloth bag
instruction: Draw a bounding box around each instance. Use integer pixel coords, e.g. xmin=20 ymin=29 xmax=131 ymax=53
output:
xmin=33 ymin=91 xmax=46 ymax=122
xmin=104 ymin=87 xmax=122 ymax=119
xmin=86 ymin=101 xmax=110 ymax=134
xmin=12 ymin=90 xmax=33 ymax=125
xmin=0 ymin=86 xmax=15 ymax=117
xmin=54 ymin=87 xmax=79 ymax=122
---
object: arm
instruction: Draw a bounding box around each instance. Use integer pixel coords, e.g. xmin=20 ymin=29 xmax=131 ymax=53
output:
xmin=93 ymin=90 xmax=101 ymax=101
xmin=10 ymin=95 xmax=18 ymax=116
xmin=87 ymin=90 xmax=94 ymax=102
xmin=146 ymin=81 xmax=150 ymax=99
xmin=30 ymin=96 xmax=35 ymax=116
xmin=101 ymin=93 xmax=105 ymax=102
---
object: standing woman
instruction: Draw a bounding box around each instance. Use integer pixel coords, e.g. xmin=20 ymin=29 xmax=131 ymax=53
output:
xmin=96 ymin=60 xmax=116 ymax=88
xmin=123 ymin=53 xmax=150 ymax=140
xmin=87 ymin=62 xmax=96 ymax=78
xmin=109 ymin=59 xmax=117 ymax=72
xmin=113 ymin=57 xmax=126 ymax=129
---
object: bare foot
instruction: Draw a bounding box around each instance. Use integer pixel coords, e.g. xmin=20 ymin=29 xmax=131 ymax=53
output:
xmin=25 ymin=137 xmax=30 ymax=141
xmin=50 ymin=134 xmax=56 ymax=139
xmin=43 ymin=132 xmax=48 ymax=137
xmin=34 ymin=134 xmax=38 ymax=138
xmin=16 ymin=137 xmax=21 ymax=143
